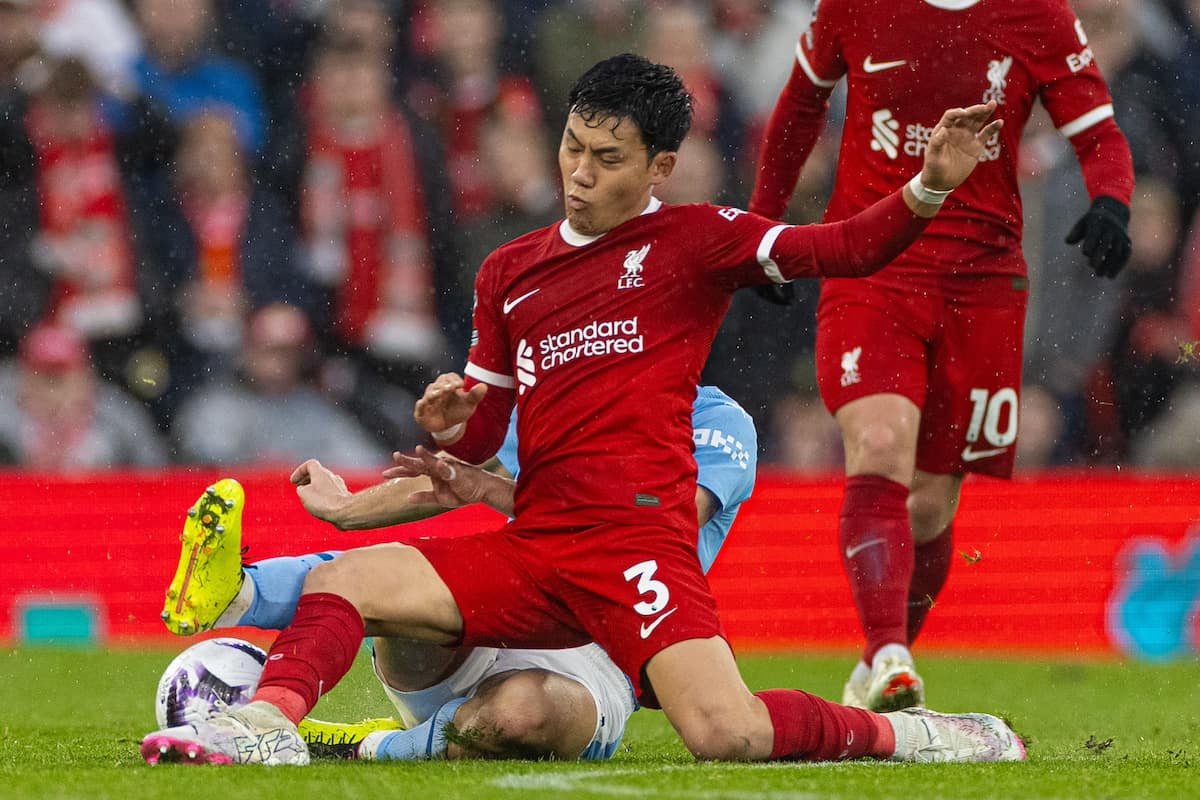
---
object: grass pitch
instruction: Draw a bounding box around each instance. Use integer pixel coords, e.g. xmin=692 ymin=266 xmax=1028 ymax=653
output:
xmin=2 ymin=646 xmax=1197 ymax=799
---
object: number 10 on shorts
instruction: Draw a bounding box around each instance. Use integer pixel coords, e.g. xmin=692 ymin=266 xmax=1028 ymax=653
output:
xmin=966 ymin=387 xmax=1018 ymax=447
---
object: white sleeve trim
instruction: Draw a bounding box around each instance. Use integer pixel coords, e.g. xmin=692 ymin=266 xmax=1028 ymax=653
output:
xmin=1058 ymin=104 xmax=1114 ymax=138
xmin=796 ymin=42 xmax=839 ymax=89
xmin=464 ymin=362 xmax=515 ymax=389
xmin=756 ymin=225 xmax=793 ymax=283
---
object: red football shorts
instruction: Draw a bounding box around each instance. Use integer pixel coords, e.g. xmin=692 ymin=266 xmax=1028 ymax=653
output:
xmin=815 ymin=277 xmax=1027 ymax=478
xmin=412 ymin=519 xmax=726 ymax=707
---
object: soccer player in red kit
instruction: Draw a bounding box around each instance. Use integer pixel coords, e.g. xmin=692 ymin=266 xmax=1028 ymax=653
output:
xmin=748 ymin=0 xmax=1135 ymax=713
xmin=141 ymin=54 xmax=1024 ymax=766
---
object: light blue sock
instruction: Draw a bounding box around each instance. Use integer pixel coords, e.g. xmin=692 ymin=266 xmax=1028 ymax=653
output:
xmin=237 ymin=552 xmax=342 ymax=629
xmin=369 ymin=697 xmax=469 ymax=761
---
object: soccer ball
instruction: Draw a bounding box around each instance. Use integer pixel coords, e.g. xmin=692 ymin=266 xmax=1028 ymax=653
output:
xmin=154 ymin=637 xmax=267 ymax=728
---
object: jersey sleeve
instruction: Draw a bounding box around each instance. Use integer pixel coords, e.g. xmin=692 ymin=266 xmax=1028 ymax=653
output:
xmin=747 ymin=0 xmax=846 ymax=219
xmin=463 ymin=252 xmax=513 ymax=390
xmin=1032 ymin=3 xmax=1117 ymax=138
xmin=692 ymin=387 xmax=758 ymax=573
xmin=1032 ymin=2 xmax=1134 ymax=204
xmin=443 ymin=253 xmax=516 ymax=464
xmin=696 ymin=190 xmax=929 ymax=289
xmin=748 ymin=60 xmax=835 ymax=220
xmin=796 ymin=0 xmax=849 ymax=87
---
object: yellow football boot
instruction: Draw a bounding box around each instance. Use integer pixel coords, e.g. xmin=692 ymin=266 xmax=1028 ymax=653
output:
xmin=298 ymin=717 xmax=405 ymax=759
xmin=161 ymin=479 xmax=246 ymax=635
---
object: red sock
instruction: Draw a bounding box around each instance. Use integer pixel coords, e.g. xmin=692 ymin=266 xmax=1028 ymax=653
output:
xmin=756 ymin=689 xmax=893 ymax=760
xmin=250 ymin=592 xmax=364 ymax=725
xmin=907 ymin=524 xmax=954 ymax=645
xmin=839 ymin=474 xmax=913 ymax=664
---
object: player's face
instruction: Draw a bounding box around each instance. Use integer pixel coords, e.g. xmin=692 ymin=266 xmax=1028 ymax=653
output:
xmin=558 ymin=111 xmax=675 ymax=236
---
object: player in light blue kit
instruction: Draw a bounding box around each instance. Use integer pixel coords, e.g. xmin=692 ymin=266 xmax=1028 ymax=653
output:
xmin=160 ymin=386 xmax=757 ymax=761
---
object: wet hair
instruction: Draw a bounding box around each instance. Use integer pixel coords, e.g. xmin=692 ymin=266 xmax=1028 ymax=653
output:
xmin=566 ymin=53 xmax=693 ymax=157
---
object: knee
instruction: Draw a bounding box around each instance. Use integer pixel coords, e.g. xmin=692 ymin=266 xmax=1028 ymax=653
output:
xmin=846 ymin=422 xmax=912 ymax=478
xmin=677 ymin=715 xmax=758 ymax=761
xmin=458 ymin=672 xmax=559 ymax=757
xmin=670 ymin=694 xmax=767 ymax=761
xmin=301 ymin=552 xmax=367 ymax=605
xmin=480 ymin=679 xmax=555 ymax=738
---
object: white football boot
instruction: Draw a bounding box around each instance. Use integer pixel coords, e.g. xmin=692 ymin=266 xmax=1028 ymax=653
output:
xmin=864 ymin=644 xmax=925 ymax=712
xmin=887 ymin=707 xmax=1026 ymax=763
xmin=142 ymin=701 xmax=310 ymax=766
xmin=841 ymin=660 xmax=871 ymax=708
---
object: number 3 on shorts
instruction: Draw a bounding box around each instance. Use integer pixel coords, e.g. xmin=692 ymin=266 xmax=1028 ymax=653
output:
xmin=623 ymin=560 xmax=670 ymax=616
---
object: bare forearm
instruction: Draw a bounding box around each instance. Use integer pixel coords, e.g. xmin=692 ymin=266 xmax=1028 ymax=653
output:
xmin=476 ymin=470 xmax=516 ymax=517
xmin=326 ymin=477 xmax=446 ymax=530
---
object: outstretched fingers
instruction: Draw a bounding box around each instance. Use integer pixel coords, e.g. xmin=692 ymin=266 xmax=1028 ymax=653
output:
xmin=418 ymin=446 xmax=457 ymax=481
xmin=414 ymin=373 xmax=488 ymax=437
xmin=976 ymin=118 xmax=1004 ymax=143
xmin=931 ymin=102 xmax=1002 ymax=153
xmin=921 ymin=100 xmax=1006 ymax=192
xmin=382 ymin=446 xmax=458 ymax=481
xmin=938 ymin=100 xmax=997 ymax=131
xmin=383 ymin=448 xmax=432 ymax=479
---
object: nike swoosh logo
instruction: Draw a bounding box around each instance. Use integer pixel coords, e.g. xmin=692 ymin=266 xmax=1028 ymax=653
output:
xmin=863 ymin=56 xmax=907 ymax=73
xmin=639 ymin=606 xmax=678 ymax=640
xmin=961 ymin=445 xmax=1009 ymax=462
xmin=845 ymin=537 xmax=886 ymax=559
xmin=502 ymin=289 xmax=540 ymax=314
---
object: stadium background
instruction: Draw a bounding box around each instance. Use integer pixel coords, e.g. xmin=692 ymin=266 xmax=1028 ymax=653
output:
xmin=1 ymin=0 xmax=1197 ymax=662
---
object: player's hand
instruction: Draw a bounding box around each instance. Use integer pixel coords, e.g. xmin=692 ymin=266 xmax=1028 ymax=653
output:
xmin=919 ymin=101 xmax=1004 ymax=191
xmin=1065 ymin=195 xmax=1131 ymax=278
xmin=752 ymin=282 xmax=796 ymax=305
xmin=414 ymin=372 xmax=488 ymax=442
xmin=383 ymin=446 xmax=490 ymax=509
xmin=291 ymin=458 xmax=351 ymax=524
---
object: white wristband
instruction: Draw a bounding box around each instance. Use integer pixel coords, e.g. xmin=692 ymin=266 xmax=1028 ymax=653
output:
xmin=907 ymin=174 xmax=953 ymax=206
xmin=430 ymin=422 xmax=464 ymax=442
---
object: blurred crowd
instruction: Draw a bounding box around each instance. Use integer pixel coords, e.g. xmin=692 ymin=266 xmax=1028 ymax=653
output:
xmin=0 ymin=0 xmax=1197 ymax=473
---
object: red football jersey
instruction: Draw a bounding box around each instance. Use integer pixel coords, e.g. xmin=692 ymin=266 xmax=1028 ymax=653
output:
xmin=799 ymin=0 xmax=1116 ymax=287
xmin=463 ymin=200 xmax=837 ymax=530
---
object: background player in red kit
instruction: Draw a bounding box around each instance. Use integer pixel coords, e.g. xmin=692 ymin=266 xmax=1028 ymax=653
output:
xmin=748 ymin=0 xmax=1135 ymax=713
xmin=140 ymin=54 xmax=1024 ymax=766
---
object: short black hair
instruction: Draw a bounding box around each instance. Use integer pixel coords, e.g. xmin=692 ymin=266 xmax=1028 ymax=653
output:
xmin=566 ymin=53 xmax=693 ymax=157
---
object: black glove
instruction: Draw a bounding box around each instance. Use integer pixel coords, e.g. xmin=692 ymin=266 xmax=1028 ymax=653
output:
xmin=752 ymin=282 xmax=796 ymax=306
xmin=1064 ymin=195 xmax=1131 ymax=279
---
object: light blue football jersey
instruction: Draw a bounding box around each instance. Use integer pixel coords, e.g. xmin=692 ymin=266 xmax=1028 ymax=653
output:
xmin=494 ymin=385 xmax=756 ymax=573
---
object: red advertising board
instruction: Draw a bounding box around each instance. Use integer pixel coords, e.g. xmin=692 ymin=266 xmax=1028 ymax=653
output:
xmin=2 ymin=469 xmax=1197 ymax=656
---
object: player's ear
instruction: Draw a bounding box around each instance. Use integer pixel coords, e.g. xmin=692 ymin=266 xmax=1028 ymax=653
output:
xmin=649 ymin=150 xmax=676 ymax=186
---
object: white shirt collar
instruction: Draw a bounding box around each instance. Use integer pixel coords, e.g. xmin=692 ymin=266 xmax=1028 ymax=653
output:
xmin=922 ymin=0 xmax=981 ymax=10
xmin=558 ymin=196 xmax=663 ymax=247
